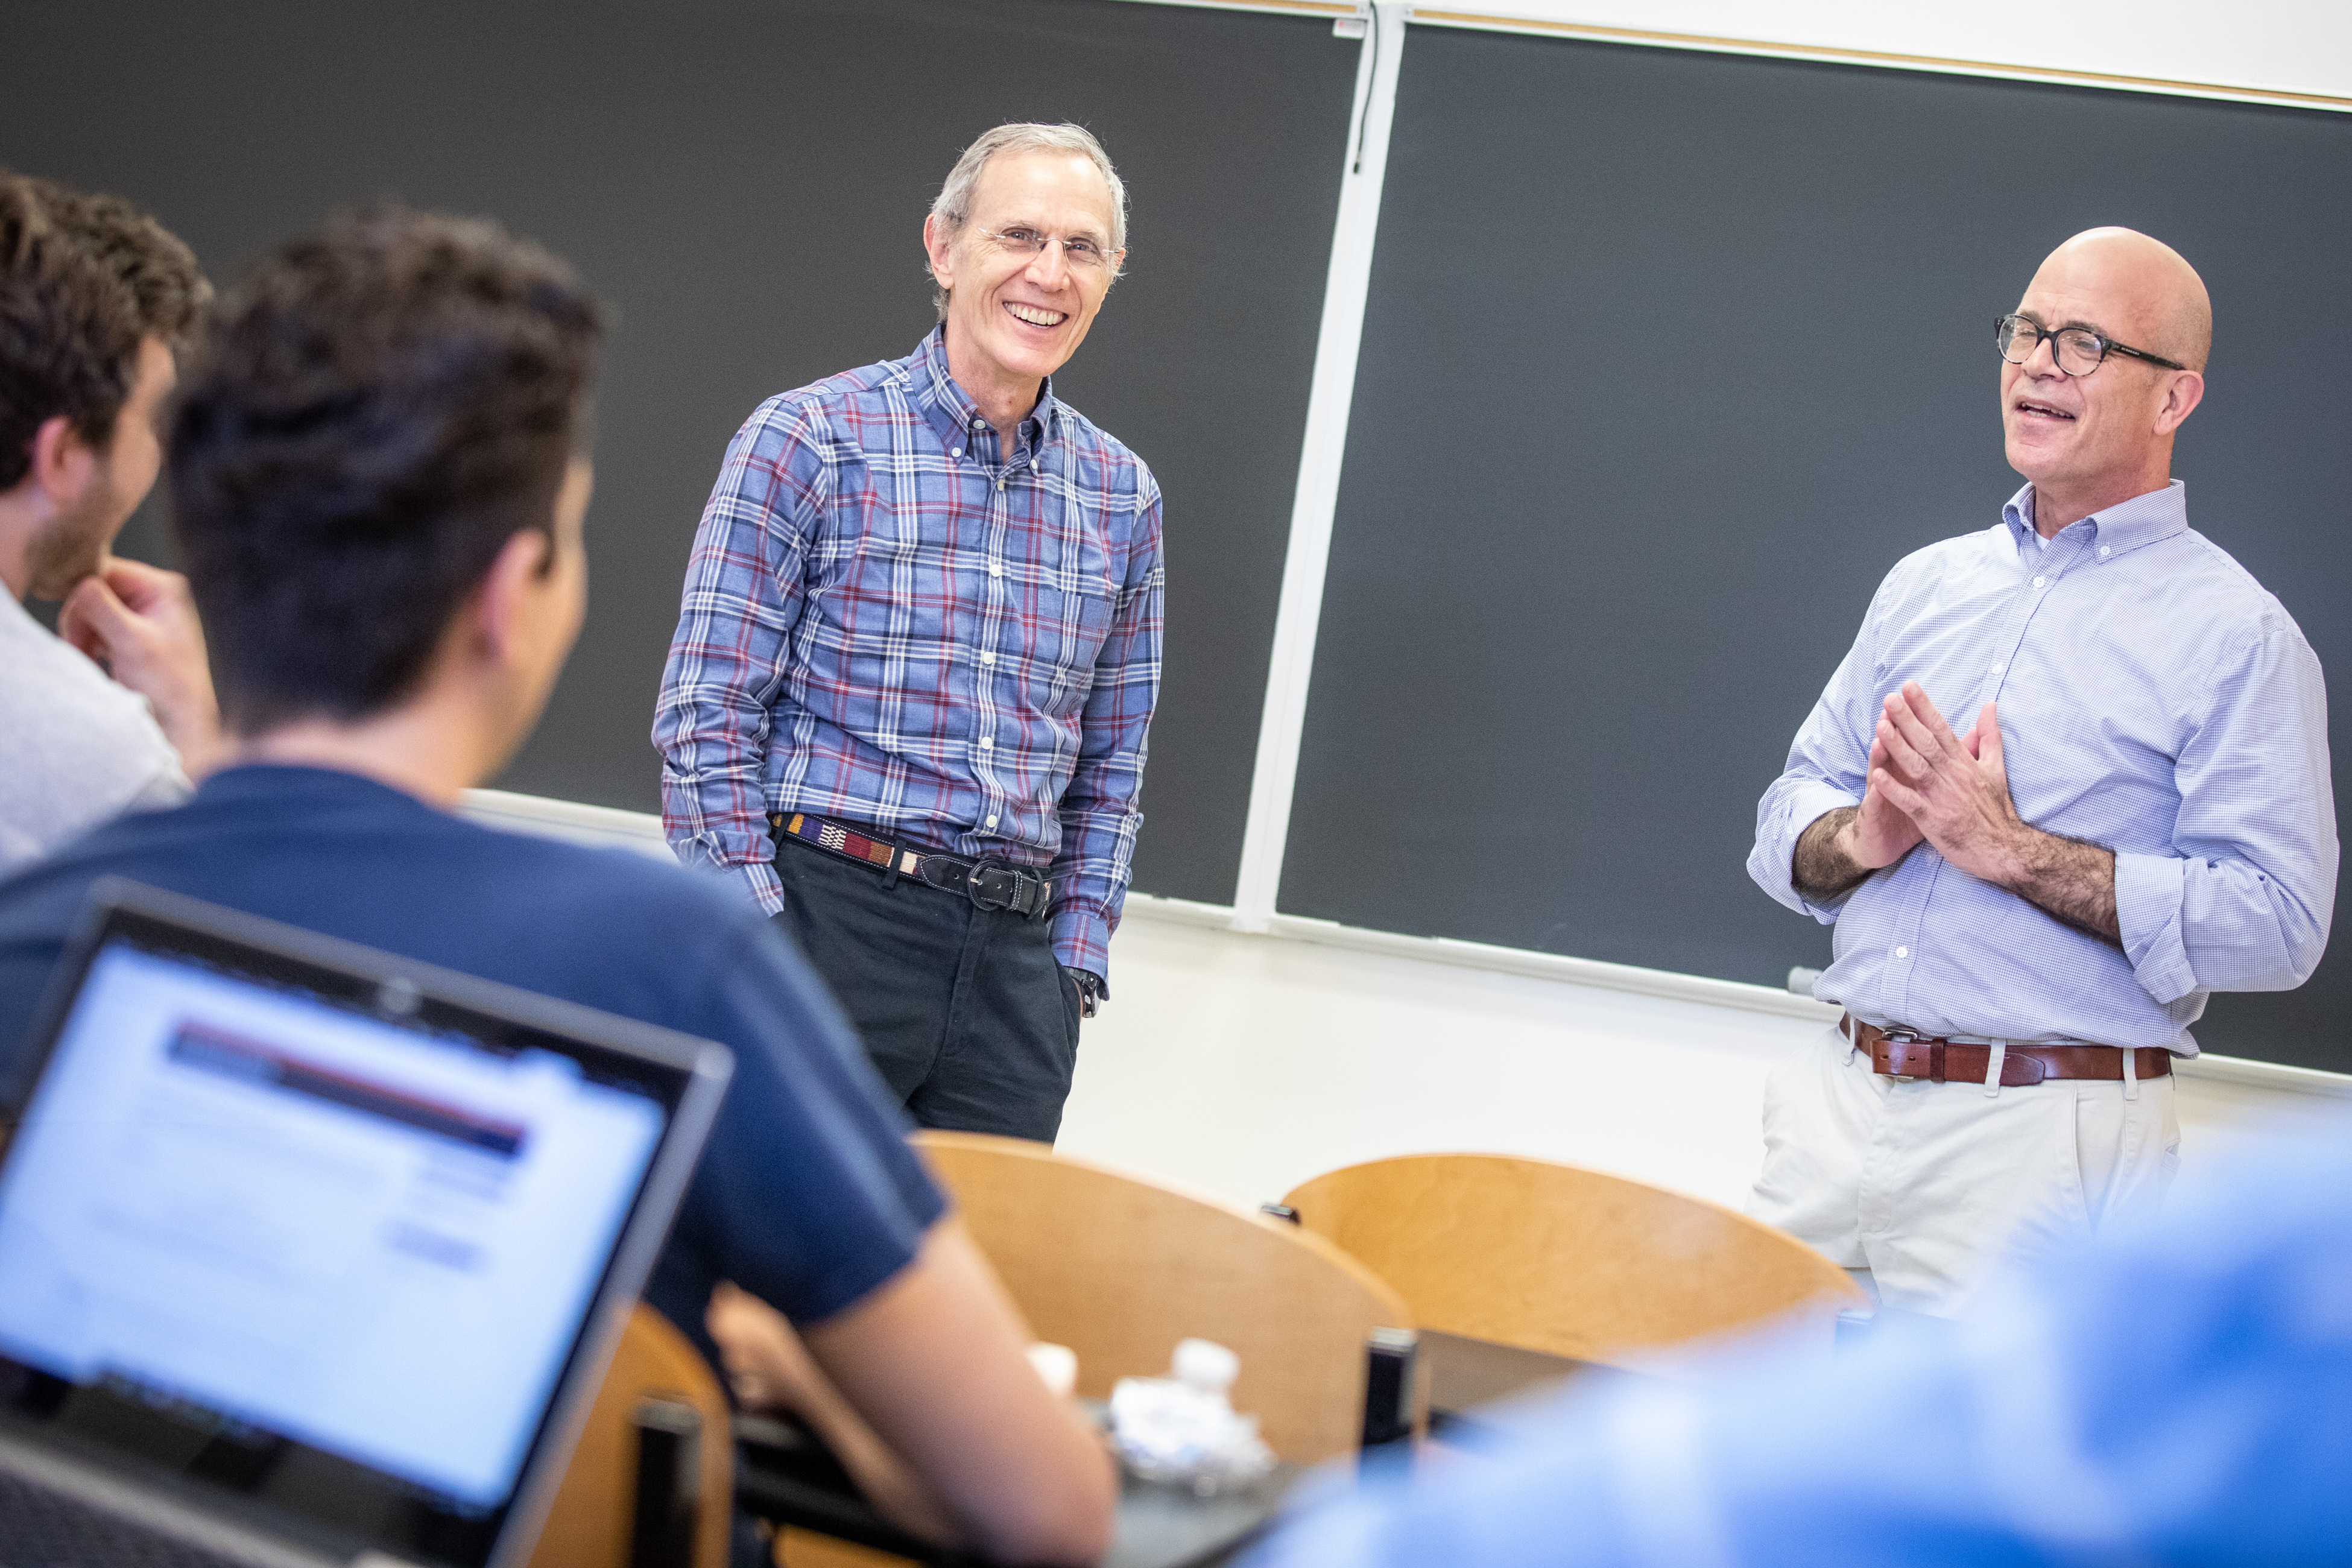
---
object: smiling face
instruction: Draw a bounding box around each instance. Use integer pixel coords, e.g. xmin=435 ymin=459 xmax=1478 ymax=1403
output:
xmin=2000 ymin=229 xmax=2208 ymax=530
xmin=925 ymin=149 xmax=1120 ymax=410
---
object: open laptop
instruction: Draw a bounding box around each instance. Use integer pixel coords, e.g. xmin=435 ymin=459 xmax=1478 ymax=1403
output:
xmin=0 ymin=879 xmax=733 ymax=1568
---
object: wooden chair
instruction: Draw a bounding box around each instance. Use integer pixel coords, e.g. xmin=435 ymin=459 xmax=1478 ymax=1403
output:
xmin=525 ymin=1303 xmax=734 ymax=1568
xmin=1280 ymin=1154 xmax=1865 ymax=1368
xmin=916 ymin=1131 xmax=1420 ymax=1465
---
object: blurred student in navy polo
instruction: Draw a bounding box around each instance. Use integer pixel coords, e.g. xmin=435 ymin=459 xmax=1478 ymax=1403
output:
xmin=0 ymin=209 xmax=1112 ymax=1566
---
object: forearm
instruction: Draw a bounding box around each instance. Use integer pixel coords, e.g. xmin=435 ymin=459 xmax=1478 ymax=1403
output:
xmin=657 ymin=403 xmax=819 ymax=893
xmin=1049 ymin=785 xmax=1136 ymax=975
xmin=657 ymin=747 xmax=774 ymax=842
xmin=1050 ymin=686 xmax=1151 ymax=973
xmin=654 ymin=639 xmax=788 ymax=905
xmin=803 ymin=1225 xmax=1116 ymax=1567
xmin=1999 ymin=829 xmax=2120 ymax=946
xmin=1792 ymin=808 xmax=1870 ymax=902
xmin=1048 ymin=536 xmax=1158 ymax=973
xmin=708 ymin=1285 xmax=960 ymax=1544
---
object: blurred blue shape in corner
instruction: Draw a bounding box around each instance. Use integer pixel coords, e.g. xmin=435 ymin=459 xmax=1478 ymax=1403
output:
xmin=1241 ymin=1113 xmax=2352 ymax=1568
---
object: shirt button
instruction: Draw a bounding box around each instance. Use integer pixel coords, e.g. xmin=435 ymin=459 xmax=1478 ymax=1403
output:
xmin=1991 ymin=663 xmax=2004 ymax=675
xmin=985 ymin=814 xmax=998 ymax=829
xmin=2098 ymin=545 xmax=2111 ymax=558
xmin=952 ymin=446 xmax=963 ymax=458
xmin=2032 ymin=575 xmax=2046 ymax=588
xmin=979 ymin=651 xmax=996 ymax=666
xmin=978 ymin=737 xmax=993 ymax=750
xmin=1895 ymin=946 xmax=1909 ymax=959
xmin=988 ymin=560 xmax=1003 ymax=578
xmin=995 ymin=478 xmax=1007 ymax=492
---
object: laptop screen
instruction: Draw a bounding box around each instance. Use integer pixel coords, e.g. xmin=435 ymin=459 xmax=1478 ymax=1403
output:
xmin=0 ymin=900 xmax=714 ymax=1566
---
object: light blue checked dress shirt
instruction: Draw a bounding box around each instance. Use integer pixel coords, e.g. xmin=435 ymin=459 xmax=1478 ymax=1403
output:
xmin=1750 ymin=481 xmax=2335 ymax=1053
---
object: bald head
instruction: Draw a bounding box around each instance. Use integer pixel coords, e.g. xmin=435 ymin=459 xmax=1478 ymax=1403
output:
xmin=2001 ymin=227 xmax=2210 ymax=533
xmin=2029 ymin=227 xmax=2211 ymax=371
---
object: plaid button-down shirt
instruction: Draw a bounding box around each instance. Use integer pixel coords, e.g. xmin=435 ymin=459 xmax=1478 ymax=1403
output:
xmin=654 ymin=327 xmax=1164 ymax=978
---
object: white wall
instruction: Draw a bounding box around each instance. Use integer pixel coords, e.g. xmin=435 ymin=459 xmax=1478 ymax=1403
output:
xmin=1058 ymin=905 xmax=2351 ymax=1218
xmin=1418 ymin=1 xmax=2352 ymax=102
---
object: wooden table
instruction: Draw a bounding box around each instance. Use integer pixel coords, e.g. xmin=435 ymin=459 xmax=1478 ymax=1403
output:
xmin=736 ymin=1414 xmax=1306 ymax=1568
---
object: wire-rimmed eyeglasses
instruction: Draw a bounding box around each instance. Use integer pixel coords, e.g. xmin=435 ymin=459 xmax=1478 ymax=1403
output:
xmin=976 ymin=226 xmax=1123 ymax=273
xmin=1996 ymin=314 xmax=2185 ymax=377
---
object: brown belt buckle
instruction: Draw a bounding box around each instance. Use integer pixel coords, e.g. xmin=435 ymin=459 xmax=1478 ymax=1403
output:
xmin=1880 ymin=1027 xmax=1940 ymax=1082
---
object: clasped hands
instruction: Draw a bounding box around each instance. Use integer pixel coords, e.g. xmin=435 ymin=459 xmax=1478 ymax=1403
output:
xmin=1839 ymin=680 xmax=2031 ymax=889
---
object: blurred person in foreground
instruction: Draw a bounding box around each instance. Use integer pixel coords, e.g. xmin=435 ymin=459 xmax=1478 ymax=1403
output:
xmin=0 ymin=209 xmax=1112 ymax=1566
xmin=0 ymin=171 xmax=217 ymax=872
xmin=1243 ymin=1123 xmax=2352 ymax=1567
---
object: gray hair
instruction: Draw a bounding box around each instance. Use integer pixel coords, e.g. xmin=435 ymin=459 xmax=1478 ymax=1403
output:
xmin=928 ymin=122 xmax=1127 ymax=313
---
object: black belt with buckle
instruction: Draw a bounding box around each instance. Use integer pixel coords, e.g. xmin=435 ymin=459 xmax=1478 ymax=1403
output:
xmin=770 ymin=812 xmax=1052 ymax=919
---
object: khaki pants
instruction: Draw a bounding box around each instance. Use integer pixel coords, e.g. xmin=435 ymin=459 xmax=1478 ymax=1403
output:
xmin=1748 ymin=1023 xmax=2180 ymax=1315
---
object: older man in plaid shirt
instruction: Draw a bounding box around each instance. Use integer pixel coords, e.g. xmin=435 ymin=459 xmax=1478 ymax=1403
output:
xmin=654 ymin=123 xmax=1162 ymax=1142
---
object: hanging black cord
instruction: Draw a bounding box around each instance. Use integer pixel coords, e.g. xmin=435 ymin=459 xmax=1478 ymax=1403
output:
xmin=1351 ymin=5 xmax=1380 ymax=174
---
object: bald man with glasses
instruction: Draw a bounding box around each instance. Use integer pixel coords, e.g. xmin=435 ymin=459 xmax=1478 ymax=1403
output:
xmin=1746 ymin=227 xmax=2335 ymax=1314
xmin=655 ymin=122 xmax=1162 ymax=1144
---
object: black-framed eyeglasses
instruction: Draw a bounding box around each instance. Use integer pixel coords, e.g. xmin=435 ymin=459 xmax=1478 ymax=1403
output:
xmin=1996 ymin=314 xmax=2186 ymax=377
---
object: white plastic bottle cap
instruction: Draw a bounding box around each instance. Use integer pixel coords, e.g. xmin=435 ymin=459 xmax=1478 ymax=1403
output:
xmin=1026 ymin=1342 xmax=1078 ymax=1400
xmin=1172 ymin=1337 xmax=1239 ymax=1393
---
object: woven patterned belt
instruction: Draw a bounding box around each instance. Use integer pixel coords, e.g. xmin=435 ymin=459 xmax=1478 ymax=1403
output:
xmin=771 ymin=812 xmax=1052 ymax=920
xmin=1843 ymin=1014 xmax=2171 ymax=1086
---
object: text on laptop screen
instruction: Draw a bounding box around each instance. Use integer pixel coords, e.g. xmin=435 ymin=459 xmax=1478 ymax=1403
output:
xmin=0 ymin=940 xmax=666 ymax=1510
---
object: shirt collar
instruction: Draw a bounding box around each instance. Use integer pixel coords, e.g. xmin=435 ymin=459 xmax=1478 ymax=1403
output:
xmin=908 ymin=323 xmax=1058 ymax=455
xmin=194 ymin=762 xmax=444 ymax=813
xmin=2001 ymin=478 xmax=2189 ymax=560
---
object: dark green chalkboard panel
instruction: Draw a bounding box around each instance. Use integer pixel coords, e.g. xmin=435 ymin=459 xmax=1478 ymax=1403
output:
xmin=2 ymin=0 xmax=1363 ymax=906
xmin=1282 ymin=25 xmax=2352 ymax=1070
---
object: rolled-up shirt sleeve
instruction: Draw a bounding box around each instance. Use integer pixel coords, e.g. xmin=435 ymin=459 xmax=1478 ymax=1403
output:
xmin=1049 ymin=473 xmax=1165 ymax=977
xmin=653 ymin=397 xmax=827 ymax=915
xmin=2116 ymin=615 xmax=2336 ymax=1004
xmin=1751 ymin=605 xmax=1881 ymax=924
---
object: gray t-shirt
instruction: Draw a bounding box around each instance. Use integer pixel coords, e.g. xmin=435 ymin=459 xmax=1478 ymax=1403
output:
xmin=0 ymin=589 xmax=189 ymax=875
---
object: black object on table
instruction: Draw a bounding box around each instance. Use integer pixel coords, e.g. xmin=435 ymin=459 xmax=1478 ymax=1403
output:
xmin=1415 ymin=1329 xmax=1631 ymax=1447
xmin=736 ymin=1412 xmax=1306 ymax=1568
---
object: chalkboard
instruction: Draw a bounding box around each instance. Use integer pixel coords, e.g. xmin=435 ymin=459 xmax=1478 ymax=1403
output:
xmin=1281 ymin=27 xmax=2352 ymax=1071
xmin=0 ymin=0 xmax=1361 ymax=907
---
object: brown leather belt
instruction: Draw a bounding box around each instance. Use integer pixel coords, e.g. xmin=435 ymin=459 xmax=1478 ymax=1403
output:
xmin=1844 ymin=1015 xmax=2170 ymax=1087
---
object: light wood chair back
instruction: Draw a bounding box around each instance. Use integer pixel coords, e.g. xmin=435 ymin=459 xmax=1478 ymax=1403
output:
xmin=914 ymin=1131 xmax=1415 ymax=1465
xmin=525 ymin=1303 xmax=733 ymax=1568
xmin=1281 ymin=1154 xmax=1865 ymax=1366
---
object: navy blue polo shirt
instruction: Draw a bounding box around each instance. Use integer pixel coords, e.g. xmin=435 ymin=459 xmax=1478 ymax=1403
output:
xmin=0 ymin=765 xmax=946 ymax=1357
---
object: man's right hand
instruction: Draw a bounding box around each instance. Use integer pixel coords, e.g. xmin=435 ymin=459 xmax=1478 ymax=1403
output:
xmin=1843 ymin=730 xmax=1926 ymax=870
xmin=1791 ymin=731 xmax=1925 ymax=902
xmin=59 ymin=557 xmax=223 ymax=776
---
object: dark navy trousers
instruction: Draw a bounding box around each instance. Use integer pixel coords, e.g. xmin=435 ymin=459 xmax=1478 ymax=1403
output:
xmin=770 ymin=835 xmax=1082 ymax=1143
